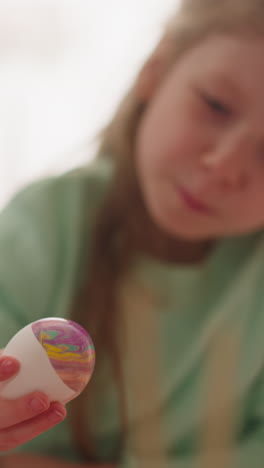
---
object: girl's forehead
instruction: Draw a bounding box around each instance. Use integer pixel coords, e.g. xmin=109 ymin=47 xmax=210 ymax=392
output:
xmin=179 ymin=35 xmax=264 ymax=86
xmin=182 ymin=34 xmax=264 ymax=62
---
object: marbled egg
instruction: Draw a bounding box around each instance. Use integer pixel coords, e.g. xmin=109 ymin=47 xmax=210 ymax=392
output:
xmin=0 ymin=318 xmax=95 ymax=403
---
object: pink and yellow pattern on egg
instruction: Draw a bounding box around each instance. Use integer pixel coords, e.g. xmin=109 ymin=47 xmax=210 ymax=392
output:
xmin=32 ymin=319 xmax=95 ymax=395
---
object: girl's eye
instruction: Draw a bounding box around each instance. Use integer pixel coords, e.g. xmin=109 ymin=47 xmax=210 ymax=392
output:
xmin=202 ymin=92 xmax=231 ymax=116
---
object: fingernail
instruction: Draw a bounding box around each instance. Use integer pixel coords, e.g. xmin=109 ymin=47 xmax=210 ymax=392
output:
xmin=0 ymin=358 xmax=16 ymax=374
xmin=29 ymin=397 xmax=49 ymax=412
xmin=49 ymin=408 xmax=66 ymax=423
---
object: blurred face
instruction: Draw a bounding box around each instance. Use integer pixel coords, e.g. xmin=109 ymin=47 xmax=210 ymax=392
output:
xmin=135 ymin=35 xmax=264 ymax=240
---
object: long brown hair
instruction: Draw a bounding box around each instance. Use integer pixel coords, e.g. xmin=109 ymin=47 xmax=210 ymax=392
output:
xmin=69 ymin=0 xmax=264 ymax=462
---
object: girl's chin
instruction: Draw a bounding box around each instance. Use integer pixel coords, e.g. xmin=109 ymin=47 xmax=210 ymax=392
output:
xmin=150 ymin=207 xmax=217 ymax=241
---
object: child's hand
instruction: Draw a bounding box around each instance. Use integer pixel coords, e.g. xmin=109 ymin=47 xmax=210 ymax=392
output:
xmin=0 ymin=353 xmax=67 ymax=452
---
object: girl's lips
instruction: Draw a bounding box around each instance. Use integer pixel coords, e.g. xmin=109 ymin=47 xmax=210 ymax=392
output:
xmin=178 ymin=185 xmax=215 ymax=215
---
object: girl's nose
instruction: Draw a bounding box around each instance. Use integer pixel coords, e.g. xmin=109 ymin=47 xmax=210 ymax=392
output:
xmin=200 ymin=132 xmax=250 ymax=190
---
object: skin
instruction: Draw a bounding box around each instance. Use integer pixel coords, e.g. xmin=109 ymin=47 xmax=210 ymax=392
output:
xmin=135 ymin=36 xmax=264 ymax=254
xmin=0 ymin=353 xmax=66 ymax=452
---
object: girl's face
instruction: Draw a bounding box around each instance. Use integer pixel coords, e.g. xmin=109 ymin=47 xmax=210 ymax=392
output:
xmin=135 ymin=35 xmax=264 ymax=240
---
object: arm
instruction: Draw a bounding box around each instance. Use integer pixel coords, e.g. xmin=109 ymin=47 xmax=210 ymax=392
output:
xmin=119 ymin=443 xmax=264 ymax=468
xmin=119 ymin=371 xmax=264 ymax=468
xmin=119 ymin=332 xmax=264 ymax=468
xmin=2 ymin=453 xmax=116 ymax=468
xmin=119 ymin=431 xmax=264 ymax=468
xmin=4 ymin=440 xmax=264 ymax=468
xmin=0 ymin=174 xmax=84 ymax=451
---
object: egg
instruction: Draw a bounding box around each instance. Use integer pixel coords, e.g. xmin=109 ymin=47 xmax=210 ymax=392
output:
xmin=0 ymin=318 xmax=95 ymax=403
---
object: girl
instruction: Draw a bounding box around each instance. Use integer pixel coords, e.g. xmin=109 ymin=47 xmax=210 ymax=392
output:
xmin=2 ymin=0 xmax=264 ymax=466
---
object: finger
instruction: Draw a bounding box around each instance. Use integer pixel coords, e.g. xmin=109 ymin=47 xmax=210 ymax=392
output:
xmin=0 ymin=356 xmax=20 ymax=382
xmin=0 ymin=391 xmax=50 ymax=430
xmin=0 ymin=402 xmax=66 ymax=452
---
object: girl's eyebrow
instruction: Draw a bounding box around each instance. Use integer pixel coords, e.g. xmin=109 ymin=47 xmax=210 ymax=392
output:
xmin=206 ymin=72 xmax=242 ymax=98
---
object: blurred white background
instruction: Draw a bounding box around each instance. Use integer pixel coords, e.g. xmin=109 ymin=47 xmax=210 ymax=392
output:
xmin=0 ymin=0 xmax=179 ymax=207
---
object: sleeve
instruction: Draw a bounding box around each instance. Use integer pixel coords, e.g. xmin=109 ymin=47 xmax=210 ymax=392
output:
xmin=0 ymin=173 xmax=85 ymax=348
xmin=120 ymin=440 xmax=264 ymax=468
xmin=119 ymin=372 xmax=264 ymax=468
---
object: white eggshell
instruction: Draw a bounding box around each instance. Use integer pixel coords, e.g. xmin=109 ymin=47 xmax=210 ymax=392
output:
xmin=0 ymin=324 xmax=75 ymax=403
